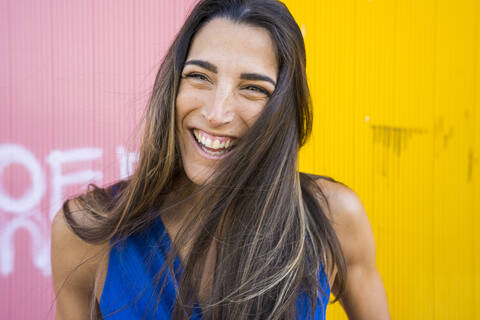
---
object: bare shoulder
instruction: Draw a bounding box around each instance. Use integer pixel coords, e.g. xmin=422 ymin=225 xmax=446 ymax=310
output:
xmin=309 ymin=175 xmax=376 ymax=266
xmin=314 ymin=177 xmax=370 ymax=227
xmin=305 ymin=174 xmax=365 ymax=217
xmin=51 ymin=197 xmax=110 ymax=319
xmin=308 ymin=175 xmax=390 ymax=319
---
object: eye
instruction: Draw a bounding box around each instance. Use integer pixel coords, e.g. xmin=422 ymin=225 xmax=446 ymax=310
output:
xmin=244 ymin=85 xmax=271 ymax=97
xmin=184 ymin=72 xmax=210 ymax=82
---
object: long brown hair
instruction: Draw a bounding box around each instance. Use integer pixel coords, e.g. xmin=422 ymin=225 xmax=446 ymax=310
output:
xmin=62 ymin=0 xmax=347 ymax=319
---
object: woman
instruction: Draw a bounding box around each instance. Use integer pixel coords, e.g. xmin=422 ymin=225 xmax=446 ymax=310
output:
xmin=51 ymin=0 xmax=390 ymax=319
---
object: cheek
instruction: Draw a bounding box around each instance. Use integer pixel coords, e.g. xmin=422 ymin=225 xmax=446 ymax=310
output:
xmin=175 ymin=89 xmax=203 ymax=126
xmin=236 ymin=101 xmax=266 ymax=128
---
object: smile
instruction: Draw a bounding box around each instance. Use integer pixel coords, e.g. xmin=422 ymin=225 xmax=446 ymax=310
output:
xmin=190 ymin=128 xmax=236 ymax=159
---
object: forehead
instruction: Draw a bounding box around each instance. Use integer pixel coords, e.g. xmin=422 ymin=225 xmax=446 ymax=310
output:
xmin=186 ymin=18 xmax=278 ymax=76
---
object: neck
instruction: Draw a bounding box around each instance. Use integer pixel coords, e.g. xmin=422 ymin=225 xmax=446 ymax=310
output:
xmin=159 ymin=169 xmax=208 ymax=267
xmin=161 ymin=169 xmax=202 ymax=224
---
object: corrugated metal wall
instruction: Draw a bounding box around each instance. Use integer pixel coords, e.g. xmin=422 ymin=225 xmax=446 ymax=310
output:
xmin=282 ymin=0 xmax=479 ymax=319
xmin=0 ymin=1 xmax=196 ymax=319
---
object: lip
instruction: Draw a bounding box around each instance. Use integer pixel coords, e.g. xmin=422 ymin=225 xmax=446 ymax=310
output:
xmin=188 ymin=127 xmax=237 ymax=140
xmin=189 ymin=129 xmax=235 ymax=160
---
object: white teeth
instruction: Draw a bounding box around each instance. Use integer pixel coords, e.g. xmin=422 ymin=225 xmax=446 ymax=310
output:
xmin=205 ymin=138 xmax=212 ymax=148
xmin=192 ymin=129 xmax=234 ymax=151
xmin=201 ymin=145 xmax=227 ymax=156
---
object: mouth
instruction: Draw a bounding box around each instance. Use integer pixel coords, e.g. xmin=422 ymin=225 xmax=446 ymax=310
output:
xmin=189 ymin=128 xmax=236 ymax=160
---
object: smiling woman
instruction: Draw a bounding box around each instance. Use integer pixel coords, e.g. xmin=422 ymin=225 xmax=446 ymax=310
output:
xmin=176 ymin=18 xmax=278 ymax=183
xmin=51 ymin=0 xmax=389 ymax=319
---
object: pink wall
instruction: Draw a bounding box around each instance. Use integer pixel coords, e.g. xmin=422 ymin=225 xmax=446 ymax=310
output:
xmin=0 ymin=1 xmax=197 ymax=318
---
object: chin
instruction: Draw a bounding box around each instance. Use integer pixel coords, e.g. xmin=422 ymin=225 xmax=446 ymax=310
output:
xmin=182 ymin=162 xmax=214 ymax=186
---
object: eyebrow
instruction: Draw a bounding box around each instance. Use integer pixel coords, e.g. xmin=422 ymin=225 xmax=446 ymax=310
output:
xmin=184 ymin=60 xmax=217 ymax=73
xmin=184 ymin=59 xmax=276 ymax=86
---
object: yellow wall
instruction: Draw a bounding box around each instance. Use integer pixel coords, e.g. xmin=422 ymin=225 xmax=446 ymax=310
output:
xmin=282 ymin=0 xmax=480 ymax=319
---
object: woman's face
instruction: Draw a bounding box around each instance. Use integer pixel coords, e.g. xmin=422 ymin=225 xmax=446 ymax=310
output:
xmin=176 ymin=18 xmax=278 ymax=185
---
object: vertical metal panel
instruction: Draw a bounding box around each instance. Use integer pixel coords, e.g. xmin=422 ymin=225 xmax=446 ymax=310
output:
xmin=0 ymin=1 xmax=196 ymax=319
xmin=283 ymin=0 xmax=480 ymax=319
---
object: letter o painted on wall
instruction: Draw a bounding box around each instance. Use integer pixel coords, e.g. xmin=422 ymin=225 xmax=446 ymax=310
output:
xmin=0 ymin=144 xmax=45 ymax=213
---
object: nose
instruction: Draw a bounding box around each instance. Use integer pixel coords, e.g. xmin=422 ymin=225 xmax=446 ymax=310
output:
xmin=201 ymin=83 xmax=234 ymax=127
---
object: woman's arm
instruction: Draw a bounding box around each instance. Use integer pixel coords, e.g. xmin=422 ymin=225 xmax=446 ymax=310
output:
xmin=50 ymin=199 xmax=105 ymax=320
xmin=320 ymin=180 xmax=390 ymax=320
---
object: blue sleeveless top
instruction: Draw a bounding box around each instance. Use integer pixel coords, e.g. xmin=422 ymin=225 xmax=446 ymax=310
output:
xmin=99 ymin=187 xmax=330 ymax=319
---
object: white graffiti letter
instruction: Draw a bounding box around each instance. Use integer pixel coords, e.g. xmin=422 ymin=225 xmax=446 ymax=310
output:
xmin=0 ymin=215 xmax=50 ymax=276
xmin=0 ymin=144 xmax=45 ymax=214
xmin=46 ymin=148 xmax=103 ymax=220
xmin=116 ymin=146 xmax=139 ymax=179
